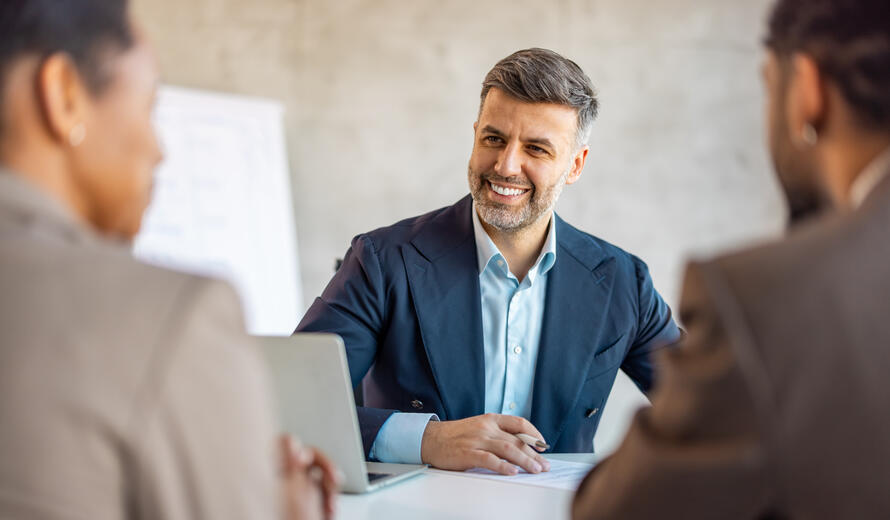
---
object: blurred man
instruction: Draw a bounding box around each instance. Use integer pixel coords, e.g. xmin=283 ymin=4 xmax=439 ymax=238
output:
xmin=572 ymin=0 xmax=890 ymax=518
xmin=298 ymin=48 xmax=681 ymax=475
xmin=0 ymin=1 xmax=336 ymax=518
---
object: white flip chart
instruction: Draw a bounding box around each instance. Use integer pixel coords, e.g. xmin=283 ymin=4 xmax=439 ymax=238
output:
xmin=134 ymin=86 xmax=302 ymax=336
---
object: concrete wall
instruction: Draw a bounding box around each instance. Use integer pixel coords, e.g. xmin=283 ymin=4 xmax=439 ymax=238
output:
xmin=133 ymin=0 xmax=786 ymax=454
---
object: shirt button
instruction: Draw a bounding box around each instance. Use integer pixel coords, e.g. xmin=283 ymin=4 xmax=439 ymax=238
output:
xmin=509 ymin=402 xmax=517 ymax=410
xmin=497 ymin=259 xmax=504 ymax=267
xmin=513 ymin=345 xmax=522 ymax=355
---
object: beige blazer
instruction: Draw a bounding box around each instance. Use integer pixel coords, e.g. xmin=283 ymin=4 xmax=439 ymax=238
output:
xmin=573 ymin=170 xmax=890 ymax=519
xmin=0 ymin=171 xmax=279 ymax=519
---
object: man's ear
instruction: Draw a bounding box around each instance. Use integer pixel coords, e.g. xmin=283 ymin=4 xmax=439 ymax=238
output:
xmin=787 ymin=53 xmax=826 ymax=145
xmin=565 ymin=145 xmax=589 ymax=185
xmin=35 ymin=54 xmax=91 ymax=146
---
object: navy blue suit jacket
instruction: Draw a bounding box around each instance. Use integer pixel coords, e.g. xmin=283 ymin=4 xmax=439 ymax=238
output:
xmin=297 ymin=196 xmax=680 ymax=457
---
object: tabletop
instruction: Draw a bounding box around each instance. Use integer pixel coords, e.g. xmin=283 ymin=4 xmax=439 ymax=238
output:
xmin=337 ymin=453 xmax=599 ymax=520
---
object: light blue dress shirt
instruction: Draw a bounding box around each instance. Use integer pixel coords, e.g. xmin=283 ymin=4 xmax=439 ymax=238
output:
xmin=369 ymin=204 xmax=557 ymax=463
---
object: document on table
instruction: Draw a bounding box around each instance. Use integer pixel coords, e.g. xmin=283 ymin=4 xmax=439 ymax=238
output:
xmin=429 ymin=458 xmax=593 ymax=491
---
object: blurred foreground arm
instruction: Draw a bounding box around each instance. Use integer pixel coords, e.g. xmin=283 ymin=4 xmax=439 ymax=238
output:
xmin=128 ymin=280 xmax=284 ymax=519
xmin=572 ymin=263 xmax=772 ymax=520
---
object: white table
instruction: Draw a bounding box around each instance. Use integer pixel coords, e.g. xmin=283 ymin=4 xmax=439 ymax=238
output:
xmin=337 ymin=454 xmax=598 ymax=520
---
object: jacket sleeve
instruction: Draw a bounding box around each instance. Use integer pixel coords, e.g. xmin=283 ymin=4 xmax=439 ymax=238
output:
xmin=130 ymin=278 xmax=280 ymax=520
xmin=572 ymin=262 xmax=772 ymax=520
xmin=296 ymin=234 xmax=398 ymax=459
xmin=621 ymin=256 xmax=682 ymax=393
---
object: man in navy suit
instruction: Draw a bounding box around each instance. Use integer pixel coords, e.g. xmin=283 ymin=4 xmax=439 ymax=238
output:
xmin=297 ymin=48 xmax=681 ymax=475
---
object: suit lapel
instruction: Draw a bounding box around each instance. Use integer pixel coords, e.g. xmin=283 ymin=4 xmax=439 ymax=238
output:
xmin=530 ymin=216 xmax=616 ymax=448
xmin=403 ymin=196 xmax=485 ymax=420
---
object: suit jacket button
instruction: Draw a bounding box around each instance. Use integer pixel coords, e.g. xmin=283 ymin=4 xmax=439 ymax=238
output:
xmin=411 ymin=399 xmax=423 ymax=410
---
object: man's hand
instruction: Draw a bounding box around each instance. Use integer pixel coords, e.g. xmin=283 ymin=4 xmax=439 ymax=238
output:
xmin=420 ymin=414 xmax=552 ymax=475
xmin=280 ymin=435 xmax=342 ymax=520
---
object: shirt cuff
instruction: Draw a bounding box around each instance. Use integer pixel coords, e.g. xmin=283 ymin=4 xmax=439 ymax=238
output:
xmin=369 ymin=412 xmax=439 ymax=464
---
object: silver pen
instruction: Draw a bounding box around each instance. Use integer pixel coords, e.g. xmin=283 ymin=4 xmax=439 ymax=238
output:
xmin=515 ymin=433 xmax=550 ymax=450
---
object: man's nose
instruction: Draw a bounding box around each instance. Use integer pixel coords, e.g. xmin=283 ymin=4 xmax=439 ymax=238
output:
xmin=494 ymin=143 xmax=522 ymax=178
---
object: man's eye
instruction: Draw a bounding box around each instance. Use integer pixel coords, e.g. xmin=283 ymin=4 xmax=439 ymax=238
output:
xmin=484 ymin=136 xmax=502 ymax=144
xmin=528 ymin=145 xmax=546 ymax=154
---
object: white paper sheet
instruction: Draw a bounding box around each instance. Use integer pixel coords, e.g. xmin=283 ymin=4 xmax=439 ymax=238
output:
xmin=134 ymin=86 xmax=302 ymax=336
xmin=429 ymin=458 xmax=593 ymax=491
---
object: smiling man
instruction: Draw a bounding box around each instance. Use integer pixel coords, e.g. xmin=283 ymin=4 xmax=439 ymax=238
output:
xmin=297 ymin=48 xmax=681 ymax=474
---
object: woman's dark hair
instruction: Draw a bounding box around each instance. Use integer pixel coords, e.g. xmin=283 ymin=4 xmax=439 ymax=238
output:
xmin=765 ymin=0 xmax=890 ymax=130
xmin=0 ymin=0 xmax=133 ymax=133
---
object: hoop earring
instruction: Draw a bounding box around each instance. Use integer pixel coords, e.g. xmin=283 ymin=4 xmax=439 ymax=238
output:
xmin=68 ymin=123 xmax=86 ymax=147
xmin=801 ymin=124 xmax=818 ymax=146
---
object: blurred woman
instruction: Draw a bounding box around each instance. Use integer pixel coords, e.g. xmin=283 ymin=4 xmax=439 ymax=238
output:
xmin=0 ymin=1 xmax=337 ymax=519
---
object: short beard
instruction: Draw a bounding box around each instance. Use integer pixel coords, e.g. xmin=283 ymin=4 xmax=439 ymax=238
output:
xmin=768 ymin=60 xmax=831 ymax=226
xmin=769 ymin=117 xmax=829 ymax=225
xmin=785 ymin=186 xmax=829 ymax=225
xmin=468 ymin=165 xmax=569 ymax=232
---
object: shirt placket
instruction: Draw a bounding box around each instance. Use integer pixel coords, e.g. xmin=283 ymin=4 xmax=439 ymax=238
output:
xmin=502 ymin=281 xmax=529 ymax=415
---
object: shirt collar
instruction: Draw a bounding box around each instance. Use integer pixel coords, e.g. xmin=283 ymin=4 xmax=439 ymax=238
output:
xmin=851 ymin=147 xmax=890 ymax=209
xmin=471 ymin=201 xmax=557 ymax=282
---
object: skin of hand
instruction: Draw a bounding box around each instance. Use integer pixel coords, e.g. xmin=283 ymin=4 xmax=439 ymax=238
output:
xmin=420 ymin=413 xmax=551 ymax=475
xmin=280 ymin=435 xmax=342 ymax=520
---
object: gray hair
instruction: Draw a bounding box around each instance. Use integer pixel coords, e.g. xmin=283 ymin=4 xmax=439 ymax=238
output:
xmin=480 ymin=48 xmax=599 ymax=148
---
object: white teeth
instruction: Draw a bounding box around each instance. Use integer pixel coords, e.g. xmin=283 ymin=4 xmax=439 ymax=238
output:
xmin=490 ymin=182 xmax=527 ymax=197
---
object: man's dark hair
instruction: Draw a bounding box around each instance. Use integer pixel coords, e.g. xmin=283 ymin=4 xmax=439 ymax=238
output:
xmin=481 ymin=48 xmax=599 ymax=148
xmin=0 ymin=0 xmax=133 ymax=134
xmin=765 ymin=0 xmax=890 ymax=130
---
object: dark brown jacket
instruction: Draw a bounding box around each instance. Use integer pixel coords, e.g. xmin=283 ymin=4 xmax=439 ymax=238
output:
xmin=573 ymin=171 xmax=890 ymax=519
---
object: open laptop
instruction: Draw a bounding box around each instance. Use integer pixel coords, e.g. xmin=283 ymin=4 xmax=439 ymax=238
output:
xmin=260 ymin=333 xmax=426 ymax=493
